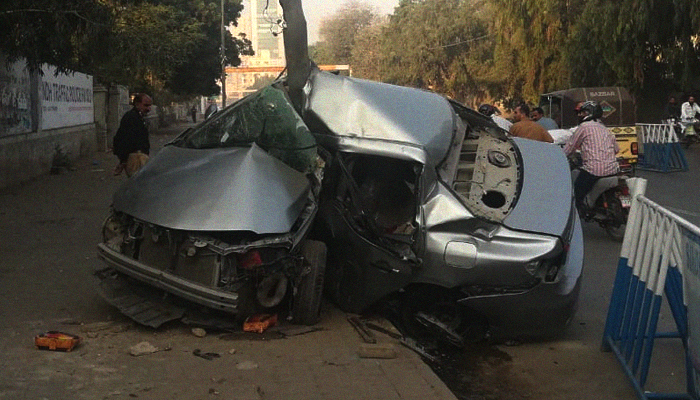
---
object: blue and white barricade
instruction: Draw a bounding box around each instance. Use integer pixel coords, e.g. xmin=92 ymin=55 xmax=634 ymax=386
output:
xmin=603 ymin=177 xmax=700 ymax=399
xmin=636 ymin=123 xmax=688 ymax=172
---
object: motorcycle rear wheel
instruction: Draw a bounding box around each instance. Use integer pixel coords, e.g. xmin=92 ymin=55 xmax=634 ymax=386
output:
xmin=604 ymin=196 xmax=627 ymax=241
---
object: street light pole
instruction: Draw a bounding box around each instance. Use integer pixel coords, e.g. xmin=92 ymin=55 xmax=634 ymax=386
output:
xmin=220 ymin=0 xmax=226 ymax=108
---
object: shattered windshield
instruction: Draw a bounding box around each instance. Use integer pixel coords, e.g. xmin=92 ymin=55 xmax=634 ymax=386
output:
xmin=173 ymin=85 xmax=317 ymax=172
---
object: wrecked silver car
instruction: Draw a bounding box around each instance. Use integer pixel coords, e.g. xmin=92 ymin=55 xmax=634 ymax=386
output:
xmin=97 ymin=69 xmax=582 ymax=338
xmin=97 ymin=85 xmax=327 ymax=327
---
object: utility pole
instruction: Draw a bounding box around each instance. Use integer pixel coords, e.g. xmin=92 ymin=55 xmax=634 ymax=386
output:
xmin=220 ymin=0 xmax=226 ymax=108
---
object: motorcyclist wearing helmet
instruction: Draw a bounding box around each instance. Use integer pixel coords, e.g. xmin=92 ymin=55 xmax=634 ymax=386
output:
xmin=563 ymin=101 xmax=619 ymax=213
xmin=478 ymin=103 xmax=513 ymax=131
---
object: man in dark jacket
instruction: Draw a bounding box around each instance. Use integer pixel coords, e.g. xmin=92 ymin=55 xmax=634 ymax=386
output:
xmin=112 ymin=93 xmax=152 ymax=175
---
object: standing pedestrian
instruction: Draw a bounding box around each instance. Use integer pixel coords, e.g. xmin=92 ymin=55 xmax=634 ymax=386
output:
xmin=190 ymin=105 xmax=197 ymax=123
xmin=112 ymin=93 xmax=152 ymax=176
xmin=509 ymin=103 xmax=553 ymax=143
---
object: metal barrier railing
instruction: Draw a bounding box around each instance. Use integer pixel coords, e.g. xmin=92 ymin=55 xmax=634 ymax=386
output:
xmin=603 ymin=177 xmax=700 ymax=399
xmin=636 ymin=123 xmax=688 ymax=172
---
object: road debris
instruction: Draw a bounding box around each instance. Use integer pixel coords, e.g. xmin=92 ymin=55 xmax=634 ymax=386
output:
xmin=191 ymin=327 xmax=207 ymax=337
xmin=243 ymin=314 xmax=277 ymax=333
xmin=358 ymin=343 xmax=398 ymax=359
xmin=347 ymin=316 xmax=376 ymax=344
xmin=129 ymin=341 xmax=171 ymax=356
xmin=364 ymin=321 xmax=403 ymax=340
xmin=399 ymin=337 xmax=436 ymax=363
xmin=278 ymin=325 xmax=323 ymax=337
xmin=193 ymin=349 xmax=221 ymax=360
xmin=236 ymin=360 xmax=259 ymax=370
xmin=34 ymin=331 xmax=81 ymax=352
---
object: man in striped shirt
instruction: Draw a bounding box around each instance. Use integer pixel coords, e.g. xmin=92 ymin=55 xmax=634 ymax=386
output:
xmin=563 ymin=101 xmax=620 ymax=213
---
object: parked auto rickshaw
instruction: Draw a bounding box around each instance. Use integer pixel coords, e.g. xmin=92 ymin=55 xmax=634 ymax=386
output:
xmin=539 ymin=87 xmax=639 ymax=164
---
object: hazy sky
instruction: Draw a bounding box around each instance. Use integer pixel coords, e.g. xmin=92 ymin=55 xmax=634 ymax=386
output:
xmin=301 ymin=0 xmax=399 ymax=43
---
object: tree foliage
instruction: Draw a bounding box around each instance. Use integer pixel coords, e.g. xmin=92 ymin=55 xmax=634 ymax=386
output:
xmin=0 ymin=0 xmax=253 ymax=97
xmin=321 ymin=0 xmax=700 ymax=112
xmin=313 ymin=1 xmax=380 ymax=65
xmin=378 ymin=0 xmax=495 ymax=105
xmin=0 ymin=0 xmax=112 ymax=74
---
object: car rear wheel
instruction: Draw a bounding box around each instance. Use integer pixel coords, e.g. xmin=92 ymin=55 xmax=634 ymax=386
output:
xmin=291 ymin=240 xmax=327 ymax=325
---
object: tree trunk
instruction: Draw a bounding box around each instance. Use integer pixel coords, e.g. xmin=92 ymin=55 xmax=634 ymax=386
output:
xmin=279 ymin=0 xmax=312 ymax=113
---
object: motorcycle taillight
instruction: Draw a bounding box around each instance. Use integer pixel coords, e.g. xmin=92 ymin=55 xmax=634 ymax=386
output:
xmin=620 ymin=185 xmax=630 ymax=196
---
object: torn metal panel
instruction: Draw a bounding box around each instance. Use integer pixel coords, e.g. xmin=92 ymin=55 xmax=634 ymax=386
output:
xmin=306 ymin=71 xmax=457 ymax=164
xmin=96 ymin=271 xmax=185 ymax=328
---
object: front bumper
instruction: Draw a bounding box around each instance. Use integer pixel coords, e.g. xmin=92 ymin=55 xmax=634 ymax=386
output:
xmin=97 ymin=243 xmax=239 ymax=313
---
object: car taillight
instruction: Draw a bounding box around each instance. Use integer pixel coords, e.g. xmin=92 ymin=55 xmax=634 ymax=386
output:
xmin=631 ymin=142 xmax=638 ymax=155
xmin=238 ymin=250 xmax=262 ymax=270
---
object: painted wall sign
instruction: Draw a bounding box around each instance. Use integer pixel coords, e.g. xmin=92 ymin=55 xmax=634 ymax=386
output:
xmin=0 ymin=58 xmax=32 ymax=136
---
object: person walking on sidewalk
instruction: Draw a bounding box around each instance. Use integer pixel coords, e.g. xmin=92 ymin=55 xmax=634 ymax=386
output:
xmin=190 ymin=105 xmax=197 ymax=123
xmin=112 ymin=93 xmax=152 ymax=176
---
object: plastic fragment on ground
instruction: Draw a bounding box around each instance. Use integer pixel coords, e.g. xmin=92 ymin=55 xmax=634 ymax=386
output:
xmin=243 ymin=314 xmax=277 ymax=333
xmin=34 ymin=331 xmax=81 ymax=352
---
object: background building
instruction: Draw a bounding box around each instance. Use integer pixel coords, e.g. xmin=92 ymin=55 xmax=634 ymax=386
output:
xmin=227 ymin=0 xmax=286 ymax=101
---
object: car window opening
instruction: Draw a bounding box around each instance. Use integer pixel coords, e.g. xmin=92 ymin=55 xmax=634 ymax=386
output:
xmin=340 ymin=154 xmax=419 ymax=240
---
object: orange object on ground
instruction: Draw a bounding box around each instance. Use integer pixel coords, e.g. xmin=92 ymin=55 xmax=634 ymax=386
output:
xmin=243 ymin=314 xmax=277 ymax=333
xmin=34 ymin=331 xmax=81 ymax=352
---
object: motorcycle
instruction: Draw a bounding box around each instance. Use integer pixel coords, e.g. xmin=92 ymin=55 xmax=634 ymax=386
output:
xmin=664 ymin=118 xmax=699 ymax=148
xmin=570 ymin=155 xmax=632 ymax=241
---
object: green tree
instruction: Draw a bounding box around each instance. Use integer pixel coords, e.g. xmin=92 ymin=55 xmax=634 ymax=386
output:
xmin=0 ymin=0 xmax=253 ymax=97
xmin=490 ymin=0 xmax=577 ymax=104
xmin=378 ymin=0 xmax=495 ymax=104
xmin=0 ymin=0 xmax=112 ymax=73
xmin=161 ymin=0 xmax=254 ymax=97
xmin=313 ymin=1 xmax=379 ymax=65
xmin=349 ymin=17 xmax=387 ymax=81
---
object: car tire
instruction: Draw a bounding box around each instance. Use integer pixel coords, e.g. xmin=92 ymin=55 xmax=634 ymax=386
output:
xmin=291 ymin=240 xmax=327 ymax=325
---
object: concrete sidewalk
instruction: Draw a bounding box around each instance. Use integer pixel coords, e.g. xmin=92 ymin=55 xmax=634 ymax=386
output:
xmin=0 ymin=121 xmax=458 ymax=400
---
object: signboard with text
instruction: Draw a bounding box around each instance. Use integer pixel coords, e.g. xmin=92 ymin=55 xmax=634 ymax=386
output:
xmin=40 ymin=65 xmax=93 ymax=130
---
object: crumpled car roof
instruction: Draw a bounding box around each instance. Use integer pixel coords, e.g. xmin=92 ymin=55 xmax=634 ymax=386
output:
xmin=305 ymin=70 xmax=457 ymax=164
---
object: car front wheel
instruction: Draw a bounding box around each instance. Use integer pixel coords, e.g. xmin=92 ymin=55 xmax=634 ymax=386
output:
xmin=291 ymin=240 xmax=327 ymax=325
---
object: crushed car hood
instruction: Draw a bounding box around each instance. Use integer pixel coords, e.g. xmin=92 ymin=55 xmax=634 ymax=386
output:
xmin=112 ymin=144 xmax=311 ymax=233
xmin=503 ymin=138 xmax=572 ymax=237
xmin=305 ymin=71 xmax=456 ymax=163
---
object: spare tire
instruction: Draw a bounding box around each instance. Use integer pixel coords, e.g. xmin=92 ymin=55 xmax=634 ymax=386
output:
xmin=292 ymin=240 xmax=327 ymax=325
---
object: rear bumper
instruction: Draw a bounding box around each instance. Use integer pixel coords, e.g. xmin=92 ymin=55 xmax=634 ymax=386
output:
xmin=459 ymin=214 xmax=584 ymax=339
xmin=97 ymin=243 xmax=239 ymax=313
